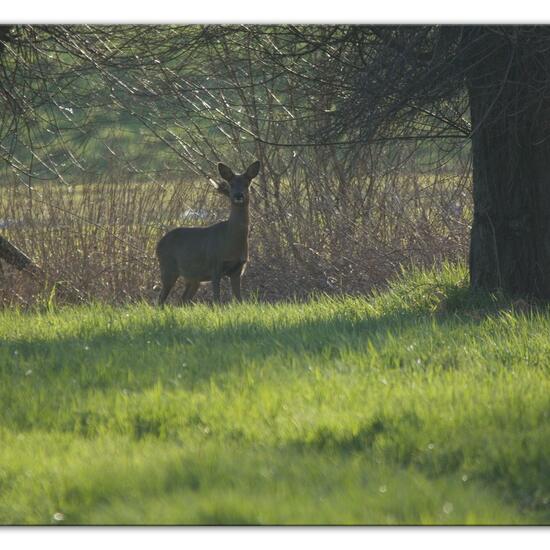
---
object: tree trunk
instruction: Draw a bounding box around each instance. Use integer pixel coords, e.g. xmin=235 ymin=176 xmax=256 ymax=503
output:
xmin=465 ymin=27 xmax=550 ymax=299
xmin=0 ymin=235 xmax=83 ymax=302
xmin=0 ymin=235 xmax=42 ymax=275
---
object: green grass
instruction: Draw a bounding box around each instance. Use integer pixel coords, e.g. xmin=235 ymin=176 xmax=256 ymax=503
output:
xmin=1 ymin=264 xmax=549 ymax=525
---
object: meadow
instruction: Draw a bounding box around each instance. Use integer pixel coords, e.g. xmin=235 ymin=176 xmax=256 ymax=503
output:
xmin=1 ymin=264 xmax=549 ymax=525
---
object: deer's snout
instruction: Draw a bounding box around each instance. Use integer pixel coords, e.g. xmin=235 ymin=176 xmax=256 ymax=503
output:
xmin=232 ymin=192 xmax=245 ymax=204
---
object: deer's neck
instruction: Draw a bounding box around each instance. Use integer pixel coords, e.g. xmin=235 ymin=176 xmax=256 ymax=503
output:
xmin=227 ymin=203 xmax=250 ymax=253
xmin=228 ymin=203 xmax=249 ymax=231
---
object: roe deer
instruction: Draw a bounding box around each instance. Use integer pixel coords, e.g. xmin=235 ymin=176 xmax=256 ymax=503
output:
xmin=156 ymin=160 xmax=260 ymax=305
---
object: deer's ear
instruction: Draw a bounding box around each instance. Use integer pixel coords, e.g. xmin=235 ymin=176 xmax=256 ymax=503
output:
xmin=245 ymin=160 xmax=260 ymax=181
xmin=218 ymin=163 xmax=235 ymax=182
xmin=214 ymin=180 xmax=230 ymax=196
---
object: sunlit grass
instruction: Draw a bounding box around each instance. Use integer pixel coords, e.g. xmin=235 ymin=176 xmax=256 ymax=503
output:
xmin=1 ymin=264 xmax=549 ymax=524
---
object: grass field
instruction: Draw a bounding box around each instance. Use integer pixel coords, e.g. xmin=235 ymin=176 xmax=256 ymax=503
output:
xmin=1 ymin=264 xmax=549 ymax=525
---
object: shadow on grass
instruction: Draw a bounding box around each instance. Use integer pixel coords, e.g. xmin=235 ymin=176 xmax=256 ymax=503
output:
xmin=1 ymin=294 xmax=500 ymax=392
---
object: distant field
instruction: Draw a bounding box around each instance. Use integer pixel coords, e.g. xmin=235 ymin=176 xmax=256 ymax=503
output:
xmin=1 ymin=265 xmax=549 ymax=524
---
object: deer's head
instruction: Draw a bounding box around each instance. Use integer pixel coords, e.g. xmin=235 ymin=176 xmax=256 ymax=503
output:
xmin=214 ymin=161 xmax=260 ymax=207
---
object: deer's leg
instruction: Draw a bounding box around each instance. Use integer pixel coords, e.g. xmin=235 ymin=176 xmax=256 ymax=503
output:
xmin=180 ymin=280 xmax=199 ymax=305
xmin=212 ymin=274 xmax=222 ymax=304
xmin=230 ymin=272 xmax=242 ymax=302
xmin=158 ymin=263 xmax=178 ymax=307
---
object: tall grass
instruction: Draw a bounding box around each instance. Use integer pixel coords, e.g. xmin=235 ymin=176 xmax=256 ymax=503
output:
xmin=0 ymin=166 xmax=471 ymax=306
xmin=0 ymin=265 xmax=549 ymax=524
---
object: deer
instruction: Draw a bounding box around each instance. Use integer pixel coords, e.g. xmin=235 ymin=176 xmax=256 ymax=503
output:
xmin=156 ymin=160 xmax=261 ymax=306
